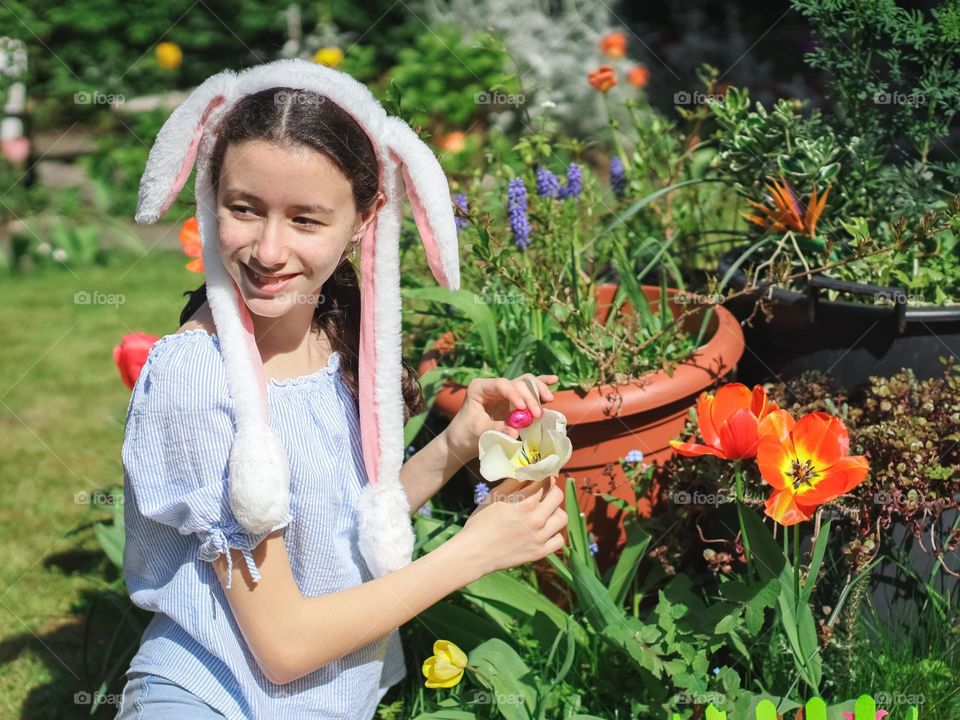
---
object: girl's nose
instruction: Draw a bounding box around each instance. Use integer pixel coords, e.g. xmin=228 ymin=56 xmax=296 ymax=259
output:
xmin=252 ymin=219 xmax=289 ymax=267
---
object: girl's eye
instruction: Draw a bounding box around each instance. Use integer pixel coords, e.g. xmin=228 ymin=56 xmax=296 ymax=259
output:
xmin=229 ymin=205 xmax=254 ymax=217
xmin=293 ymin=217 xmax=322 ymax=227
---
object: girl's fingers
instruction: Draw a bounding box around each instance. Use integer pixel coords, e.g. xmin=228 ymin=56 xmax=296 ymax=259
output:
xmin=535 ymin=375 xmax=557 ymax=401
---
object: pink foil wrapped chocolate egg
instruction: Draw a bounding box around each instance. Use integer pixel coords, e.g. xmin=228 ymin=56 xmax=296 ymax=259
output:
xmin=507 ymin=408 xmax=534 ymax=429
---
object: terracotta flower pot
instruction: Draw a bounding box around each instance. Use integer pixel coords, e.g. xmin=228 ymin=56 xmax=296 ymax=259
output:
xmin=417 ymin=284 xmax=745 ymax=572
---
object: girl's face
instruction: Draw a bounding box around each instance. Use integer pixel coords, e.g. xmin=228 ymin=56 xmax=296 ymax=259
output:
xmin=215 ymin=139 xmax=378 ymax=319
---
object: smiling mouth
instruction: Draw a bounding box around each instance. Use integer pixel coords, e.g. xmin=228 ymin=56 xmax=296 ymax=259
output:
xmin=243 ymin=264 xmax=301 ymax=292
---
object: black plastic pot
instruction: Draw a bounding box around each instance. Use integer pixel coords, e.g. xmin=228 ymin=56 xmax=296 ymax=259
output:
xmin=718 ymin=246 xmax=960 ymax=389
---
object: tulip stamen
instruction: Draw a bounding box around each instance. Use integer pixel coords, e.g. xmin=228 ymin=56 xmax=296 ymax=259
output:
xmin=790 ymin=459 xmax=819 ymax=491
xmin=518 ymin=445 xmax=542 ymax=467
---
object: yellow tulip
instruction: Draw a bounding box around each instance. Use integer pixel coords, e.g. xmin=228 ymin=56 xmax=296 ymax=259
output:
xmin=313 ymin=48 xmax=344 ymax=67
xmin=422 ymin=640 xmax=467 ymax=688
xmin=155 ymin=42 xmax=183 ymax=70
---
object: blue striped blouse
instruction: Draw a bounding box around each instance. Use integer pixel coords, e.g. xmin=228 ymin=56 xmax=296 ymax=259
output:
xmin=121 ymin=328 xmax=406 ymax=719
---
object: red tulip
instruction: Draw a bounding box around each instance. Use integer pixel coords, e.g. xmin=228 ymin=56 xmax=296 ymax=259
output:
xmin=599 ymin=32 xmax=627 ymax=59
xmin=114 ymin=333 xmax=160 ymax=389
xmin=588 ymin=65 xmax=618 ymax=93
xmin=670 ymin=383 xmax=779 ymax=460
xmin=756 ymin=410 xmax=870 ymax=526
xmin=627 ymin=65 xmax=650 ymax=88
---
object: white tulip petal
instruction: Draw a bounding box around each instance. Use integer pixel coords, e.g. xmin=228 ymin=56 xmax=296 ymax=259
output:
xmin=515 ymin=454 xmax=563 ymax=481
xmin=479 ymin=440 xmax=522 ymax=483
xmin=545 ymin=430 xmax=573 ymax=467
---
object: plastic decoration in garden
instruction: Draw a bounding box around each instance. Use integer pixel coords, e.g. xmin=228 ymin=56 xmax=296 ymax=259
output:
xmin=671 ymin=694 xmax=912 ymax=720
xmin=477 ymin=376 xmax=573 ymax=483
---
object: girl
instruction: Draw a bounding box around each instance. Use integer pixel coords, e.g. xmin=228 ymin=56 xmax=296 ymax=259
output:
xmin=116 ymin=60 xmax=568 ymax=719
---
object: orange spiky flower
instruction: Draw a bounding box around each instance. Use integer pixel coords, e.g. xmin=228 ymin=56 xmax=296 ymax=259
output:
xmin=742 ymin=175 xmax=830 ymax=238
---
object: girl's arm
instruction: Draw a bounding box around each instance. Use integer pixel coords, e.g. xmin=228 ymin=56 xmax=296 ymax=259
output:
xmin=398 ymin=428 xmax=469 ymax=515
xmin=212 ymin=525 xmax=489 ymax=685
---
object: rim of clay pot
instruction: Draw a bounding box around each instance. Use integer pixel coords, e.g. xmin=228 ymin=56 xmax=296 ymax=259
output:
xmin=417 ymin=284 xmax=745 ymax=424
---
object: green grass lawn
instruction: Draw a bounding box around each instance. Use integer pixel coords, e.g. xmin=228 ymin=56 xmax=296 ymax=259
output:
xmin=0 ymin=250 xmax=204 ymax=718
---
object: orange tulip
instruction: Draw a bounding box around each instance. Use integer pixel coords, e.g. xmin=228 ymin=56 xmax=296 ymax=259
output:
xmin=756 ymin=410 xmax=869 ymax=526
xmin=599 ymin=32 xmax=627 ymax=58
xmin=670 ymin=384 xmax=779 ymax=460
xmin=627 ymin=65 xmax=650 ymax=88
xmin=588 ymin=65 xmax=618 ymax=93
xmin=179 ymin=216 xmax=203 ymax=273
xmin=114 ymin=333 xmax=160 ymax=389
xmin=439 ymin=131 xmax=466 ymax=154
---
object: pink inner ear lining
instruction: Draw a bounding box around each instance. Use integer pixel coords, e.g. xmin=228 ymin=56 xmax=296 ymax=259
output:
xmin=357 ymin=215 xmax=381 ymax=487
xmin=394 ymin=152 xmax=452 ymax=289
xmin=230 ymin=275 xmax=269 ymax=419
xmin=159 ymin=94 xmax=226 ymax=218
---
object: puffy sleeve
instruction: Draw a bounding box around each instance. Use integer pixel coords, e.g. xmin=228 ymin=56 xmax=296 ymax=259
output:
xmin=121 ymin=332 xmax=291 ymax=589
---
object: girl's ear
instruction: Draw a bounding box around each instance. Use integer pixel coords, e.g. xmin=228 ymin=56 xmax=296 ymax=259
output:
xmin=135 ymin=69 xmax=237 ymax=224
xmin=382 ymin=117 xmax=461 ymax=291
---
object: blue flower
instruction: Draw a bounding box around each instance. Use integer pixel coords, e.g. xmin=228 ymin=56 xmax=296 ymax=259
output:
xmin=557 ymin=163 xmax=583 ymax=200
xmin=405 ymin=445 xmax=417 ymax=460
xmin=712 ymin=667 xmax=721 ymax=676
xmin=535 ymin=165 xmax=560 ymax=198
xmin=474 ymin=481 xmax=490 ymax=505
xmin=416 ymin=503 xmax=433 ymax=517
xmin=610 ymin=156 xmax=626 ymax=196
xmin=589 ymin=541 xmax=599 ymax=556
xmin=507 ymin=178 xmax=532 ymax=251
xmin=453 ymin=193 xmax=469 ymax=232
xmin=624 ymin=449 xmax=644 ymax=465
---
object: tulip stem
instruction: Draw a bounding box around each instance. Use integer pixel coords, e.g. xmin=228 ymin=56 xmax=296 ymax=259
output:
xmin=733 ymin=463 xmax=754 ymax=580
xmin=793 ymin=523 xmax=801 ymax=606
xmin=521 ymin=250 xmax=543 ymax=340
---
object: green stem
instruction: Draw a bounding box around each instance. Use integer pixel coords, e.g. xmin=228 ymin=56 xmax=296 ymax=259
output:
xmin=733 ymin=462 xmax=754 ymax=579
xmin=521 ymin=249 xmax=543 ymax=340
xmin=793 ymin=523 xmax=801 ymax=609
xmin=603 ymin=93 xmax=631 ymax=171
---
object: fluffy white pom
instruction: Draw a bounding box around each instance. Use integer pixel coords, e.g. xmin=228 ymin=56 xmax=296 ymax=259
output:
xmin=228 ymin=424 xmax=291 ymax=534
xmin=357 ymin=480 xmax=414 ymax=578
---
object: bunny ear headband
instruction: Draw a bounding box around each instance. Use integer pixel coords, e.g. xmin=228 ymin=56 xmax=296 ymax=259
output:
xmin=135 ymin=58 xmax=460 ymax=578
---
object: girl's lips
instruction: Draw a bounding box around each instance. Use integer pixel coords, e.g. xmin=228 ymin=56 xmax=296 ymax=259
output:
xmin=243 ymin=264 xmax=301 ymax=294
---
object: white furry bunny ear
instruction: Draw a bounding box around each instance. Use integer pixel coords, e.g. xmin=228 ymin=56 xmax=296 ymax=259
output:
xmin=135 ymin=69 xmax=237 ymax=224
xmin=382 ymin=116 xmax=461 ymax=291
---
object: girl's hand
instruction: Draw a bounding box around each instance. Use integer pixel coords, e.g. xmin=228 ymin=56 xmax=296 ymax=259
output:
xmin=460 ymin=478 xmax=569 ymax=575
xmin=442 ymin=373 xmax=559 ymax=464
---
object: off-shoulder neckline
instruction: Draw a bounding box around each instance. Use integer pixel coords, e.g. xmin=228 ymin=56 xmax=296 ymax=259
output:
xmin=154 ymin=328 xmax=341 ymax=388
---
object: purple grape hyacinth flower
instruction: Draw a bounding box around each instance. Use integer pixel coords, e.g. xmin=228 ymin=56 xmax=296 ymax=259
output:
xmin=453 ymin=193 xmax=469 ymax=232
xmin=610 ymin=156 xmax=626 ymax=196
xmin=557 ymin=163 xmax=583 ymax=200
xmin=507 ymin=177 xmax=532 ymax=251
xmin=474 ymin=481 xmax=490 ymax=505
xmin=535 ymin=165 xmax=560 ymax=198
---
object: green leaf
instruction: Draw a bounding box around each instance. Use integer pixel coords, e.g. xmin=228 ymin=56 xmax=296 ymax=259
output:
xmin=403 ymin=287 xmax=500 ymax=367
xmin=606 ymin=522 xmax=651 ymax=607
xmin=800 ymin=519 xmax=831 ymax=605
xmin=417 ymin=600 xmax=512 ymax=649
xmin=468 ymin=639 xmax=537 ymax=720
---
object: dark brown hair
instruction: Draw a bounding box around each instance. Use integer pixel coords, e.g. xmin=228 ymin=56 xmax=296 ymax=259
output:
xmin=179 ymin=87 xmax=424 ymax=423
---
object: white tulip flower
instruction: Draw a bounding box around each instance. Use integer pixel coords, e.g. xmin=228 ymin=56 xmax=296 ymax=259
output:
xmin=477 ymin=376 xmax=573 ymax=483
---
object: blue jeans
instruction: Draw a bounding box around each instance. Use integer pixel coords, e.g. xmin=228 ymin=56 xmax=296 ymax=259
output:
xmin=114 ymin=672 xmax=226 ymax=719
